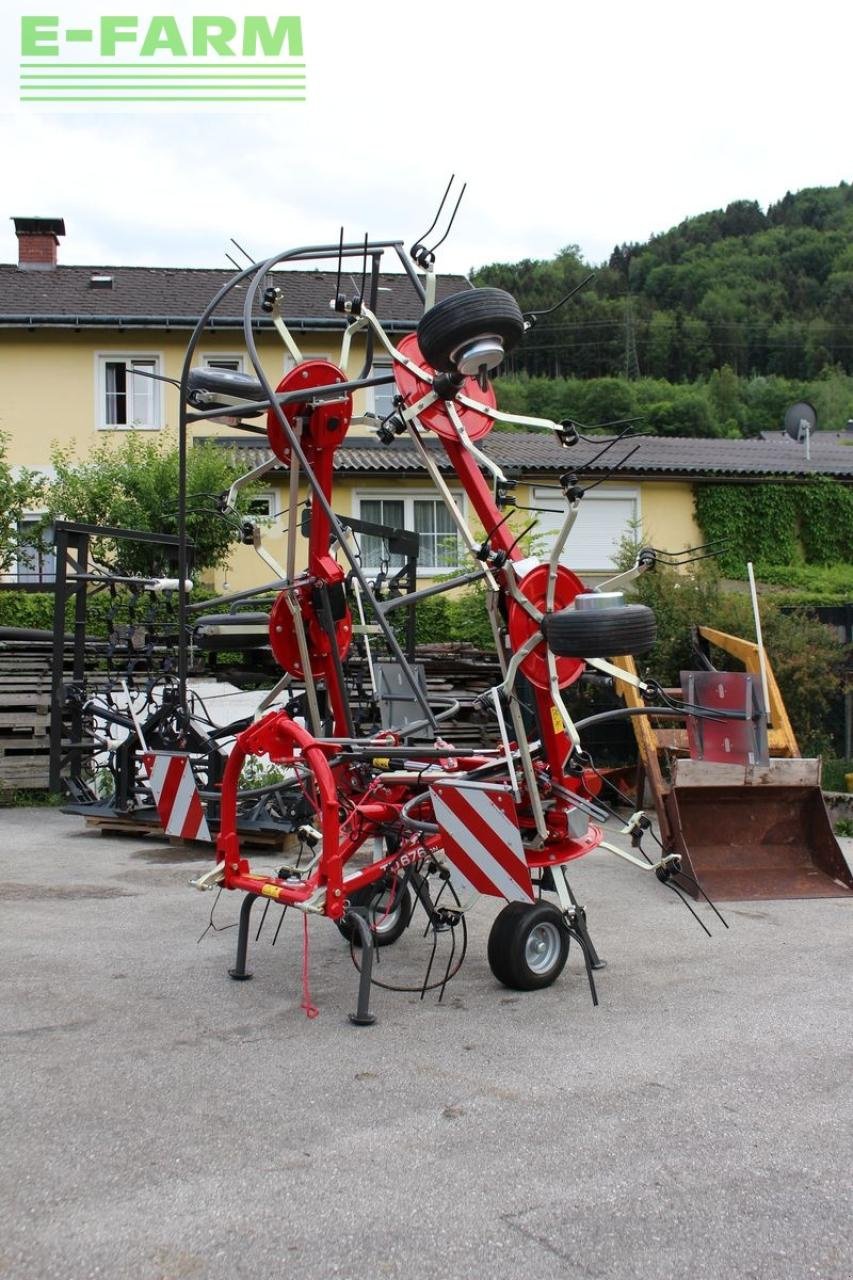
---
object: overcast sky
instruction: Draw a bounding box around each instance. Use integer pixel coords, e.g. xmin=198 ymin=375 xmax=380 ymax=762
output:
xmin=1 ymin=0 xmax=850 ymax=274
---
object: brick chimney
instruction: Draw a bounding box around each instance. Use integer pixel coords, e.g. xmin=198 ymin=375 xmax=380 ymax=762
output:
xmin=13 ymin=216 xmax=66 ymax=270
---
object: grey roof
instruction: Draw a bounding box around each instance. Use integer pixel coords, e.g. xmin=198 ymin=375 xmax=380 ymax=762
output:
xmin=760 ymin=428 xmax=853 ymax=448
xmin=215 ymin=429 xmax=853 ymax=482
xmin=0 ymin=264 xmax=469 ymax=330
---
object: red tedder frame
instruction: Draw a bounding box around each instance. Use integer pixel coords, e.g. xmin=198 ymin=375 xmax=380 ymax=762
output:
xmin=178 ymin=220 xmax=696 ymax=1022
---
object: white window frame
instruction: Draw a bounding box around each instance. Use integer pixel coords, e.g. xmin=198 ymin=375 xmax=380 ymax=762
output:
xmin=355 ymin=490 xmax=465 ymax=577
xmin=12 ymin=510 xmax=55 ymax=585
xmin=202 ymin=353 xmax=245 ymax=372
xmin=531 ymin=484 xmax=641 ymax=574
xmin=95 ymin=352 xmax=164 ymax=431
xmin=367 ymin=359 xmax=397 ymax=419
xmin=246 ymin=491 xmax=275 ymax=519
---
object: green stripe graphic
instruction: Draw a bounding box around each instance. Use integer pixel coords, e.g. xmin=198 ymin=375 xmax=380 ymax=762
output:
xmin=20 ymin=95 xmax=306 ymax=102
xmin=19 ymin=60 xmax=308 ymax=102
xmin=20 ymin=61 xmax=306 ymax=68
xmin=20 ymin=74 xmax=306 ymax=79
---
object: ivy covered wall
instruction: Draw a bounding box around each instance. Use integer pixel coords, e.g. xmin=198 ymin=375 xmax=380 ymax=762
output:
xmin=694 ymin=477 xmax=853 ymax=576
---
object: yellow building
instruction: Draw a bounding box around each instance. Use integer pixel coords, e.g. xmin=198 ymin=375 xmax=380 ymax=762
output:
xmin=3 ymin=216 xmax=851 ymax=595
xmin=0 ymin=216 xmax=464 ymax=585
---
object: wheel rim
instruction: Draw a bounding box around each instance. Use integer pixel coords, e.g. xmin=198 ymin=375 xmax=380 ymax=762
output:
xmin=370 ymin=890 xmax=401 ymax=937
xmin=525 ymin=921 xmax=563 ymax=975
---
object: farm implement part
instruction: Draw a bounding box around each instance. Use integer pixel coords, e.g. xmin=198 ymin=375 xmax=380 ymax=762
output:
xmin=48 ymin=512 xmax=424 ymax=845
xmin=173 ymin=190 xmax=743 ymax=1023
xmin=613 ymin=628 xmax=853 ymax=902
xmin=46 ymin=520 xmax=312 ymax=841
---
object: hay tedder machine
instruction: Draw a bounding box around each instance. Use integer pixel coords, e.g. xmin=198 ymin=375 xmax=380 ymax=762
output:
xmin=51 ymin=187 xmax=851 ymax=1023
xmin=171 ymin=201 xmax=742 ymax=1024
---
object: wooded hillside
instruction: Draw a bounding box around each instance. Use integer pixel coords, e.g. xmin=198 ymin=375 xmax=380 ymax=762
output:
xmin=474 ymin=182 xmax=853 ymax=382
xmin=474 ymin=182 xmax=853 ymax=435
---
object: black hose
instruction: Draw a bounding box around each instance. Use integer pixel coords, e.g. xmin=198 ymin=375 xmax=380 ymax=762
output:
xmin=574 ymin=704 xmax=748 ymax=731
xmin=399 ymin=791 xmax=440 ymax=835
xmin=575 ymin=706 xmax=686 ymax=730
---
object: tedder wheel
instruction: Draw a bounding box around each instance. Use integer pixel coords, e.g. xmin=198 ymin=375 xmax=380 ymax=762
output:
xmin=541 ymin=603 xmax=656 ymax=659
xmin=416 ymin=288 xmax=525 ymax=373
xmin=337 ymin=878 xmax=413 ymax=948
xmin=487 ymin=902 xmax=570 ymax=991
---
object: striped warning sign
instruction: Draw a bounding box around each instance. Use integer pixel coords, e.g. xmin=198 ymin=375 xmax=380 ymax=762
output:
xmin=143 ymin=753 xmax=211 ymax=842
xmin=429 ymin=783 xmax=533 ymax=903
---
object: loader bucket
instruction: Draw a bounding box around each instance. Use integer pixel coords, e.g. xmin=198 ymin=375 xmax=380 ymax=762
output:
xmin=664 ymin=759 xmax=853 ymax=902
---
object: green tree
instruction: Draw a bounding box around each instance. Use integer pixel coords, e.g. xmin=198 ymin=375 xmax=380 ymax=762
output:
xmin=574 ymin=378 xmax=637 ymax=427
xmin=48 ymin=432 xmax=258 ymax=577
xmin=644 ymin=392 xmax=715 ymax=437
xmin=475 ymin=182 xmax=853 ymax=389
xmin=707 ymin=364 xmax=744 ymax=434
xmin=808 ymin=367 xmax=853 ymax=429
xmin=643 ymin=311 xmax=676 ymax=378
xmin=741 ymin=375 xmax=795 ymax=435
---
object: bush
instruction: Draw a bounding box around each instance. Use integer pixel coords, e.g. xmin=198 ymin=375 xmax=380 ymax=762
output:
xmin=752 ymin=562 xmax=853 ymax=604
xmin=397 ymin=594 xmax=451 ymax=646
xmin=0 ymin=585 xmax=228 ymax=638
xmin=626 ymin=559 xmax=847 ymax=755
xmin=0 ymin=591 xmax=56 ymax=630
xmin=388 ymin=586 xmax=493 ymax=649
xmin=758 ymin=608 xmax=847 ymax=756
xmin=48 ymin=432 xmax=259 ymax=576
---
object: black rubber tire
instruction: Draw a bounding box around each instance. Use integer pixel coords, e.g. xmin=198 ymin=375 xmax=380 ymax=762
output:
xmin=487 ymin=901 xmax=570 ymax=991
xmin=337 ymin=878 xmax=412 ymax=948
xmin=541 ymin=603 xmax=656 ymax=658
xmin=416 ymin=288 xmax=525 ymax=373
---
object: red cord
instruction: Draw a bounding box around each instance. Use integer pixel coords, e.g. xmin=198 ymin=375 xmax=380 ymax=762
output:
xmin=372 ymin=872 xmax=398 ymax=930
xmin=301 ymin=914 xmax=319 ymax=1019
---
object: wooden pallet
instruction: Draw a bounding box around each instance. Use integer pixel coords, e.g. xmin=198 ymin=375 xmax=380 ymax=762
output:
xmin=0 ymin=752 xmax=51 ymax=789
xmin=0 ymin=645 xmax=54 ymax=792
xmin=83 ymin=811 xmax=298 ymax=850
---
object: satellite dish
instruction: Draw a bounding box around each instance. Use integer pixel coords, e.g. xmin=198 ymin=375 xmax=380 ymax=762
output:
xmin=783 ymin=401 xmax=817 ymax=442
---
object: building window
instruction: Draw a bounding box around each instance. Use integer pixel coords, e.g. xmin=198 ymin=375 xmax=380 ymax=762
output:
xmin=203 ymin=355 xmax=244 ymax=372
xmin=359 ymin=497 xmax=405 ymax=569
xmin=97 ymin=355 xmax=162 ymax=429
xmin=247 ymin=493 xmax=274 ymax=518
xmin=531 ymin=486 xmax=640 ymax=573
xmin=369 ymin=360 xmax=397 ymax=420
xmin=357 ymin=493 xmax=461 ymax=574
xmin=16 ymin=517 xmax=55 ymax=584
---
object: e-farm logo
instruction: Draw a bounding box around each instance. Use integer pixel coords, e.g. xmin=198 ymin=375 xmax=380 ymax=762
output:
xmin=18 ymin=14 xmax=305 ymax=104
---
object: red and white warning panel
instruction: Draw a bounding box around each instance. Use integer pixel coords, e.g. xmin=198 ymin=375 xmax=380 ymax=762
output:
xmin=143 ymin=753 xmax=211 ymax=842
xmin=429 ymin=782 xmax=534 ymax=903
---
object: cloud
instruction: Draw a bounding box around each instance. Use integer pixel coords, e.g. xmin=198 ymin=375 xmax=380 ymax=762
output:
xmin=1 ymin=0 xmax=850 ymax=272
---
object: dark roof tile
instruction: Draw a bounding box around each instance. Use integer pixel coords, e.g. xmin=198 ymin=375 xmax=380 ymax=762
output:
xmin=0 ymin=264 xmax=469 ymax=329
xmin=215 ymin=429 xmax=853 ymax=481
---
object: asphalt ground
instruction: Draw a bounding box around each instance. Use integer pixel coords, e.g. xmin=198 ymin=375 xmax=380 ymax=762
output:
xmin=1 ymin=807 xmax=851 ymax=1280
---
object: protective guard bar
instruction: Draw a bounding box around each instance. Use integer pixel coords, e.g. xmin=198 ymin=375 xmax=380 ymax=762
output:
xmin=176 ymin=240 xmax=423 ymax=708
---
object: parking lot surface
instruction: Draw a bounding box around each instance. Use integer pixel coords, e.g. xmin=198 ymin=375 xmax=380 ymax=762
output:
xmin=1 ymin=807 xmax=851 ymax=1280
